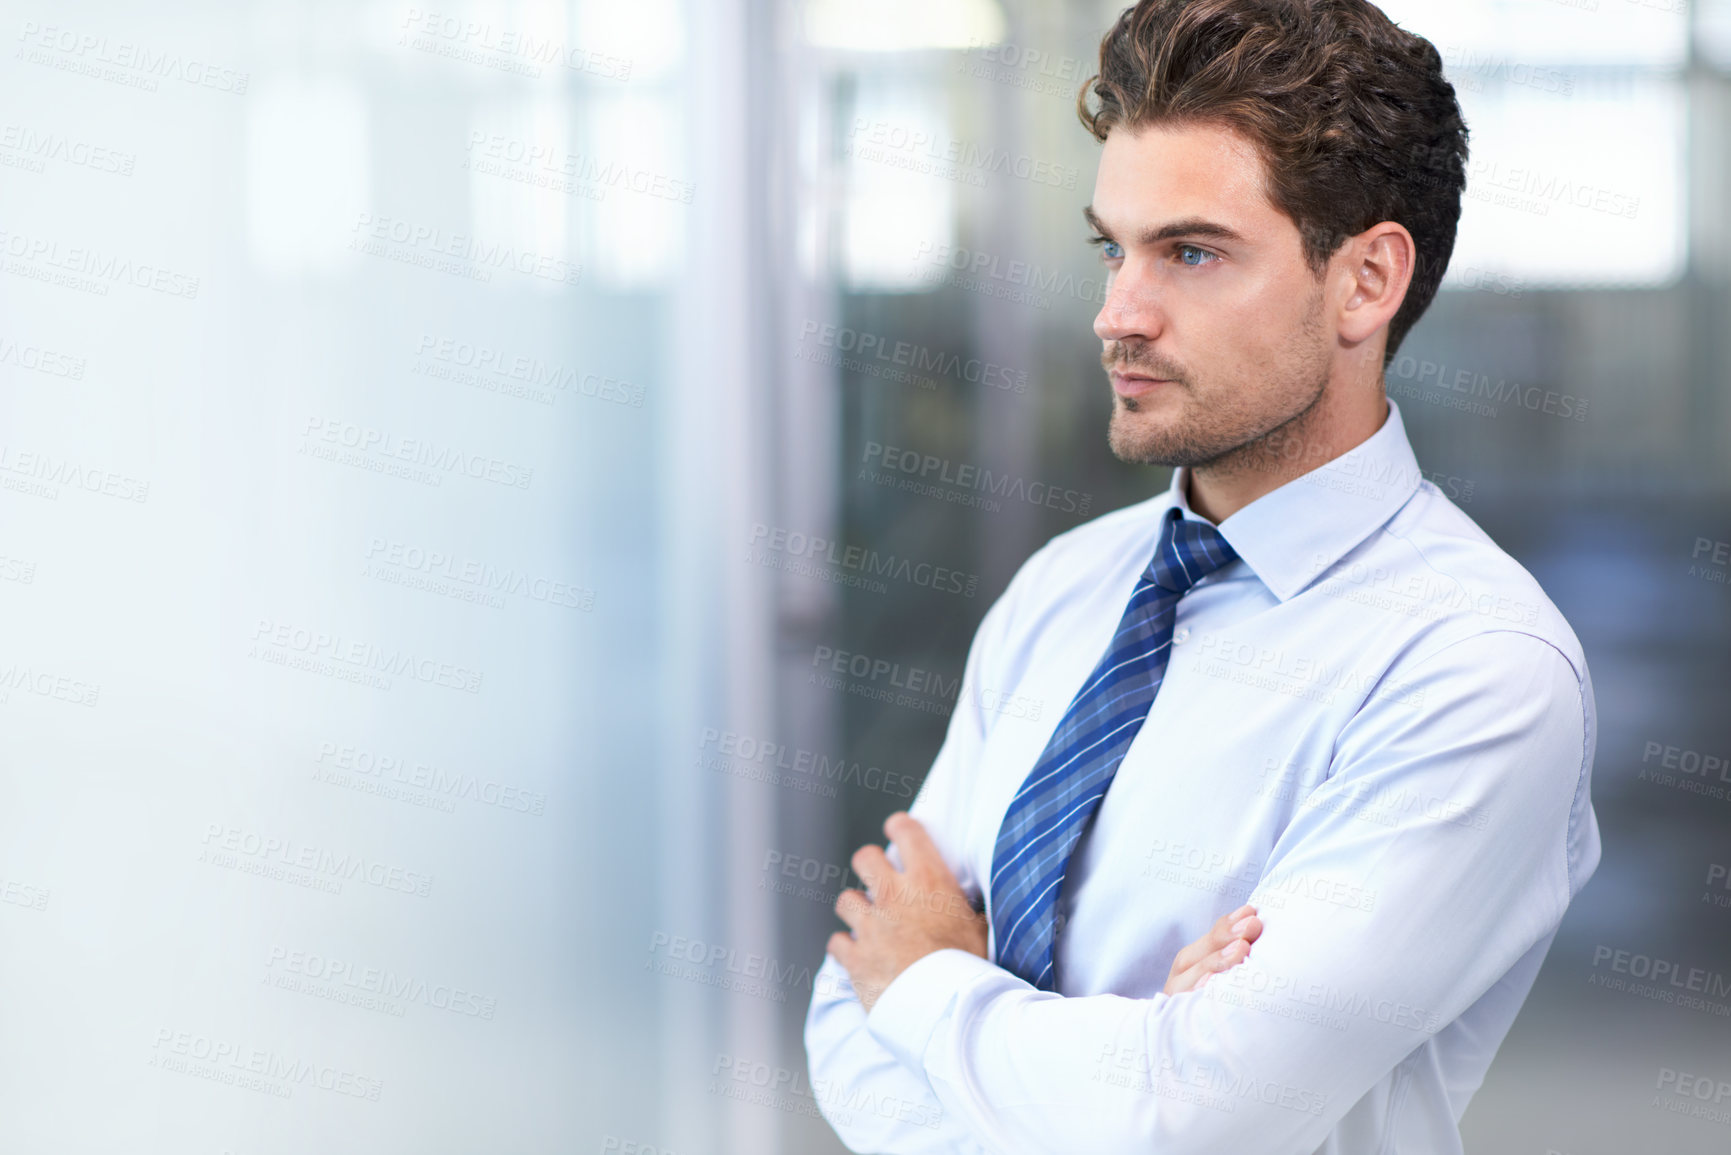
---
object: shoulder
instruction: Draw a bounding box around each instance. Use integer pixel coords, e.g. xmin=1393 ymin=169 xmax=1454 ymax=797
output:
xmin=992 ymin=492 xmax=1174 ymax=615
xmin=1355 ymin=482 xmax=1586 ymax=685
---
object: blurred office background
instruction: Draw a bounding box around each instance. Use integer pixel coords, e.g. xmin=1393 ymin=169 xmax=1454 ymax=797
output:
xmin=0 ymin=0 xmax=1727 ymax=1152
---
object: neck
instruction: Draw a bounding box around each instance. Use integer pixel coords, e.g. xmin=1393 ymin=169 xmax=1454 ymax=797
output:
xmin=1185 ymin=388 xmax=1390 ymax=524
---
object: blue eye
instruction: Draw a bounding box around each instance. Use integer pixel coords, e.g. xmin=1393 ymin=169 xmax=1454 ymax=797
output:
xmin=1089 ymin=235 xmax=1124 ymax=262
xmin=1177 ymin=245 xmax=1216 ymax=267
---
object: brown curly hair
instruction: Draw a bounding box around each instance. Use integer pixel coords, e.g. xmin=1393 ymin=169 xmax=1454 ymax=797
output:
xmin=1078 ymin=0 xmax=1469 ymax=358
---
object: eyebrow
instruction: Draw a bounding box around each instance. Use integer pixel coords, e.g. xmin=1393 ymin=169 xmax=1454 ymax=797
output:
xmin=1083 ymin=205 xmax=1247 ymax=246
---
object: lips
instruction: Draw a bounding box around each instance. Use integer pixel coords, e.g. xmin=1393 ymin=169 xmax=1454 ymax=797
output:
xmin=1110 ymin=371 xmax=1174 ymax=398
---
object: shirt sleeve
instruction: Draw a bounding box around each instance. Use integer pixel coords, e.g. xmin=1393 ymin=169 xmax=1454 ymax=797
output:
xmin=802 ymin=563 xmax=1032 ymax=1154
xmin=856 ymin=629 xmax=1599 ymax=1155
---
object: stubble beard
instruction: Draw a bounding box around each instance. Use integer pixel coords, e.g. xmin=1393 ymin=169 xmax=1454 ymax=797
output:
xmin=1105 ymin=296 xmax=1333 ymax=474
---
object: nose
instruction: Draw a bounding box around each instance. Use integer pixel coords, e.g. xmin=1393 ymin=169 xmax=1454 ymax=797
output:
xmin=1093 ymin=266 xmax=1164 ymax=344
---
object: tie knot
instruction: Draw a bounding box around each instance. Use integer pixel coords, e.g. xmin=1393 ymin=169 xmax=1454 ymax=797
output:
xmin=1146 ymin=506 xmax=1237 ymax=595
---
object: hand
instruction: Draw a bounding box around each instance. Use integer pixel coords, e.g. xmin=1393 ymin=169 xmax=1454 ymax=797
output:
xmin=1163 ymin=903 xmax=1263 ymax=996
xmin=826 ymin=812 xmax=989 ymax=1013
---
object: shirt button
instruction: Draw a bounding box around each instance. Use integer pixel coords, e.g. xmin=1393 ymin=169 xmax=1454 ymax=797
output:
xmin=1173 ymin=627 xmax=1191 ymax=644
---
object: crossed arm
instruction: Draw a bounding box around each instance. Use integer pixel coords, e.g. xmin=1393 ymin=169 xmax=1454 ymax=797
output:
xmin=828 ymin=812 xmax=1263 ymax=1014
xmin=806 ymin=630 xmax=1595 ymax=1154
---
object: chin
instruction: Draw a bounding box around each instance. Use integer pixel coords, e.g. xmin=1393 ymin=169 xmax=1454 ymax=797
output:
xmin=1109 ymin=408 xmax=1228 ymax=470
xmin=1108 ymin=413 xmax=1181 ymax=467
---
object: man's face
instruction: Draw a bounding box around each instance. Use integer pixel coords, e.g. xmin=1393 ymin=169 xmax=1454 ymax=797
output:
xmin=1088 ymin=120 xmax=1335 ymax=469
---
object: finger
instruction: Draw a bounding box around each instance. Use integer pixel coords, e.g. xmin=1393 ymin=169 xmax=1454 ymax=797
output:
xmin=1175 ymin=934 xmax=1254 ymax=995
xmin=1228 ymin=914 xmax=1263 ymax=948
xmin=1168 ymin=914 xmax=1228 ymax=976
xmin=1175 ymin=941 xmax=1247 ymax=995
xmin=851 ymin=844 xmax=893 ymax=894
xmin=1170 ymin=907 xmax=1261 ymax=976
xmin=884 ymin=812 xmax=952 ymax=884
xmin=1168 ymin=935 xmax=1252 ymax=996
xmin=826 ymin=931 xmax=855 ymax=968
xmin=833 ymin=888 xmax=872 ymax=931
xmin=1170 ymin=907 xmax=1245 ymax=975
xmin=1190 ymin=907 xmax=1251 ymax=968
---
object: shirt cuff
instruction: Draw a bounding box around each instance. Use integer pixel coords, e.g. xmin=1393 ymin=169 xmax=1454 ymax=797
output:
xmin=866 ymin=948 xmax=1004 ymax=1073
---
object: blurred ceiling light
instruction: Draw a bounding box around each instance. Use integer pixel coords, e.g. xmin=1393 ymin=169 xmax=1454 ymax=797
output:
xmin=1376 ymin=0 xmax=1686 ymax=67
xmin=574 ymin=0 xmax=684 ymax=81
xmin=805 ymin=0 xmax=1006 ymax=52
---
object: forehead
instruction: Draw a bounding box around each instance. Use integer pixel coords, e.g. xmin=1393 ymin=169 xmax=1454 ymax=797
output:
xmin=1091 ymin=121 xmax=1281 ymax=233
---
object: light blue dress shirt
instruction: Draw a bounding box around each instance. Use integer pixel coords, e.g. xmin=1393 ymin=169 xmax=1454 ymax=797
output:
xmin=804 ymin=398 xmax=1600 ymax=1154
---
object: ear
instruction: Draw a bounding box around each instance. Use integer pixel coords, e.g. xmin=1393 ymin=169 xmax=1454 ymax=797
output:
xmin=1336 ymin=222 xmax=1416 ymax=347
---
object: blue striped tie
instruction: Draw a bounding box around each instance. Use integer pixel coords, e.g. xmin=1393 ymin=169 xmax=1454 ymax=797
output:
xmin=990 ymin=506 xmax=1237 ymax=990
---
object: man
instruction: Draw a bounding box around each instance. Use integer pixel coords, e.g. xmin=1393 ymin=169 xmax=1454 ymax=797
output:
xmin=805 ymin=1 xmax=1599 ymax=1152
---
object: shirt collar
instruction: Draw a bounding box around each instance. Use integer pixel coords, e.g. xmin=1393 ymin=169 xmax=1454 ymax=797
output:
xmin=1166 ymin=397 xmax=1424 ymax=603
